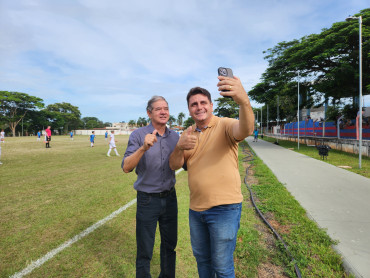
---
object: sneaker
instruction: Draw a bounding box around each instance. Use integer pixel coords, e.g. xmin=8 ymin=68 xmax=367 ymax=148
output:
xmin=107 ymin=154 xmax=110 ymax=157
xmin=0 ymin=162 xmax=3 ymax=165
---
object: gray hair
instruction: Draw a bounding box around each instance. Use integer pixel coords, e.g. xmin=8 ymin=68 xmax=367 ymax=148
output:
xmin=146 ymin=96 xmax=168 ymax=112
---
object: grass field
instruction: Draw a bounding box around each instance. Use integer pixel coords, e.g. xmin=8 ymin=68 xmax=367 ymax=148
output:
xmin=0 ymin=135 xmax=352 ymax=277
xmin=261 ymin=136 xmax=370 ymax=178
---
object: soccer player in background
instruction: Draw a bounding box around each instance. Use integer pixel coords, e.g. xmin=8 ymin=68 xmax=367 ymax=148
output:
xmin=90 ymin=131 xmax=95 ymax=147
xmin=107 ymin=130 xmax=119 ymax=156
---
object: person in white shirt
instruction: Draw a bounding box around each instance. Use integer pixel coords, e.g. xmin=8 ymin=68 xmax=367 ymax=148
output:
xmin=107 ymin=130 xmax=120 ymax=157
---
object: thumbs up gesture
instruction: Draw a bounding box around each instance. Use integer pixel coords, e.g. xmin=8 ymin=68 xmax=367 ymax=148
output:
xmin=177 ymin=126 xmax=197 ymax=151
xmin=143 ymin=129 xmax=158 ymax=151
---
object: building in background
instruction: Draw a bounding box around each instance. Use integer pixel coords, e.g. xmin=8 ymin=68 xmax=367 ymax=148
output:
xmin=74 ymin=122 xmax=134 ymax=135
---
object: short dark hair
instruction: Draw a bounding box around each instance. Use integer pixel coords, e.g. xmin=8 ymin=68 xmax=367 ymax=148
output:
xmin=186 ymin=87 xmax=212 ymax=106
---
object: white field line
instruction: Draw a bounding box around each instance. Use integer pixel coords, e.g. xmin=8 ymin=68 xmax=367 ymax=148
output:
xmin=10 ymin=168 xmax=184 ymax=278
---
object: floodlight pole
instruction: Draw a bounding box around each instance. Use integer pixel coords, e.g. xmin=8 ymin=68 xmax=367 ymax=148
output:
xmin=346 ymin=15 xmax=362 ymax=169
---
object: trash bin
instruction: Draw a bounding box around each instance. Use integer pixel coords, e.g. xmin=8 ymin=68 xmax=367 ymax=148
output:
xmin=316 ymin=145 xmax=331 ymax=160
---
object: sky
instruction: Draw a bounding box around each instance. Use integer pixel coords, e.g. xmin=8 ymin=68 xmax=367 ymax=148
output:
xmin=1 ymin=0 xmax=368 ymax=123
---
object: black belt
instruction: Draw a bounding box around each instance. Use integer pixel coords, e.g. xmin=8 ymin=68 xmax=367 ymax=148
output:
xmin=140 ymin=187 xmax=175 ymax=198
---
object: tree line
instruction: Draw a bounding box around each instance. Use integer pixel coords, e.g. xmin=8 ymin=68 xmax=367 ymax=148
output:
xmin=0 ymin=91 xmax=195 ymax=136
xmin=248 ymin=8 xmax=369 ymax=124
xmin=0 ymin=91 xmax=114 ymax=136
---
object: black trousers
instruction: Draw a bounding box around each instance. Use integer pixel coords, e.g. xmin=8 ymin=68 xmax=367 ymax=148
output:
xmin=136 ymin=189 xmax=178 ymax=278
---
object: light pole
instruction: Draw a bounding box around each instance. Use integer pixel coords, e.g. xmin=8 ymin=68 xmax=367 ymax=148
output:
xmin=277 ymin=95 xmax=280 ymax=143
xmin=297 ymin=71 xmax=300 ymax=150
xmin=346 ymin=15 xmax=362 ymax=169
xmin=261 ymin=107 xmax=263 ymax=135
xmin=267 ymin=104 xmax=269 ymax=135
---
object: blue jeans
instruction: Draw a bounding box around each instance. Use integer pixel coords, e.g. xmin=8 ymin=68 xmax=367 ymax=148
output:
xmin=189 ymin=203 xmax=242 ymax=278
xmin=136 ymin=189 xmax=178 ymax=278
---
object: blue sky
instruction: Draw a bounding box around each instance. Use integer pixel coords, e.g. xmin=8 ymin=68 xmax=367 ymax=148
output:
xmin=1 ymin=0 xmax=368 ymax=123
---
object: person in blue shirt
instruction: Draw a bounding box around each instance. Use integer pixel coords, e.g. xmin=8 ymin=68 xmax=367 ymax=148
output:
xmin=70 ymin=131 xmax=74 ymax=141
xmin=104 ymin=131 xmax=108 ymax=141
xmin=122 ymin=96 xmax=179 ymax=277
xmin=253 ymin=129 xmax=259 ymax=142
xmin=90 ymin=131 xmax=95 ymax=147
xmin=37 ymin=131 xmax=41 ymax=141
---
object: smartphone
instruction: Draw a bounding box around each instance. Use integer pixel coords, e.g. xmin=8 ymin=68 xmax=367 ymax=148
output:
xmin=218 ymin=67 xmax=233 ymax=98
xmin=218 ymin=67 xmax=234 ymax=78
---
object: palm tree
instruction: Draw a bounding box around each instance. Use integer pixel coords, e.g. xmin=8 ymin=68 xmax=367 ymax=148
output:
xmin=177 ymin=112 xmax=185 ymax=127
xmin=168 ymin=115 xmax=176 ymax=128
xmin=137 ymin=117 xmax=147 ymax=127
xmin=128 ymin=120 xmax=136 ymax=127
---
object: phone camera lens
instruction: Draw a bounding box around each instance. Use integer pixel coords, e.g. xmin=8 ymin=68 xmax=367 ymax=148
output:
xmin=220 ymin=68 xmax=227 ymax=76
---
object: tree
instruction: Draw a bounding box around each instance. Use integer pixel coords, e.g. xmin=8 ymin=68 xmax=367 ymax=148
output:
xmin=128 ymin=120 xmax=136 ymax=127
xmin=177 ymin=112 xmax=185 ymax=127
xmin=137 ymin=117 xmax=147 ymax=127
xmin=23 ymin=109 xmax=53 ymax=134
xmin=45 ymin=102 xmax=81 ymax=133
xmin=168 ymin=115 xmax=176 ymax=128
xmin=0 ymin=91 xmax=44 ymax=136
xmin=214 ymin=97 xmax=239 ymax=118
xmin=183 ymin=117 xmax=195 ymax=128
xmin=249 ymin=8 xmax=370 ymax=120
xmin=81 ymin=117 xmax=104 ymax=129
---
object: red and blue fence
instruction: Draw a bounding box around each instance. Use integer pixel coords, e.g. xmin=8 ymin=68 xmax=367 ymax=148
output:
xmin=282 ymin=120 xmax=370 ymax=140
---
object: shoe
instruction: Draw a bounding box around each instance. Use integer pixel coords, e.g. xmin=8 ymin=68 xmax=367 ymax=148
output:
xmin=0 ymin=162 xmax=3 ymax=165
xmin=107 ymin=154 xmax=110 ymax=157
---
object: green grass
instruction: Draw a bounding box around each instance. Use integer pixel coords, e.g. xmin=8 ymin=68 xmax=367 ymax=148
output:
xmin=241 ymin=141 xmax=353 ymax=277
xmin=262 ymin=136 xmax=370 ymax=178
xmin=0 ymin=136 xmax=352 ymax=277
xmin=0 ymin=135 xmax=198 ymax=277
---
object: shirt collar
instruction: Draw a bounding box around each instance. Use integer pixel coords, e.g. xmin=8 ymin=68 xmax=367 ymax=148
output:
xmin=148 ymin=122 xmax=169 ymax=137
xmin=194 ymin=115 xmax=218 ymax=132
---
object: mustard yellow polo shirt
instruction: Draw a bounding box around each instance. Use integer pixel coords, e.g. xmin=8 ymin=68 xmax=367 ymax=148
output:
xmin=184 ymin=115 xmax=243 ymax=211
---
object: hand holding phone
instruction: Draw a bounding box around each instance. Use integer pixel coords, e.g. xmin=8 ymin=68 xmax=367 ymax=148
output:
xmin=218 ymin=67 xmax=233 ymax=98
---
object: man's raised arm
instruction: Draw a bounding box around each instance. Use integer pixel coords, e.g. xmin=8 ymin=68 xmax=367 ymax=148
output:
xmin=217 ymin=76 xmax=255 ymax=140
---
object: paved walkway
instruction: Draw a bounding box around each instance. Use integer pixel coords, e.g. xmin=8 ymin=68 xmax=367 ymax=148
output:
xmin=246 ymin=136 xmax=370 ymax=278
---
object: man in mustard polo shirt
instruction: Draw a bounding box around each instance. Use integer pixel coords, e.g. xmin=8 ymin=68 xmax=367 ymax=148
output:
xmin=170 ymin=75 xmax=254 ymax=277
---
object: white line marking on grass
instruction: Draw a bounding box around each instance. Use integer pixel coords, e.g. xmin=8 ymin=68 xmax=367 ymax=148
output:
xmin=11 ymin=168 xmax=184 ymax=278
xmin=10 ymin=199 xmax=137 ymax=278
